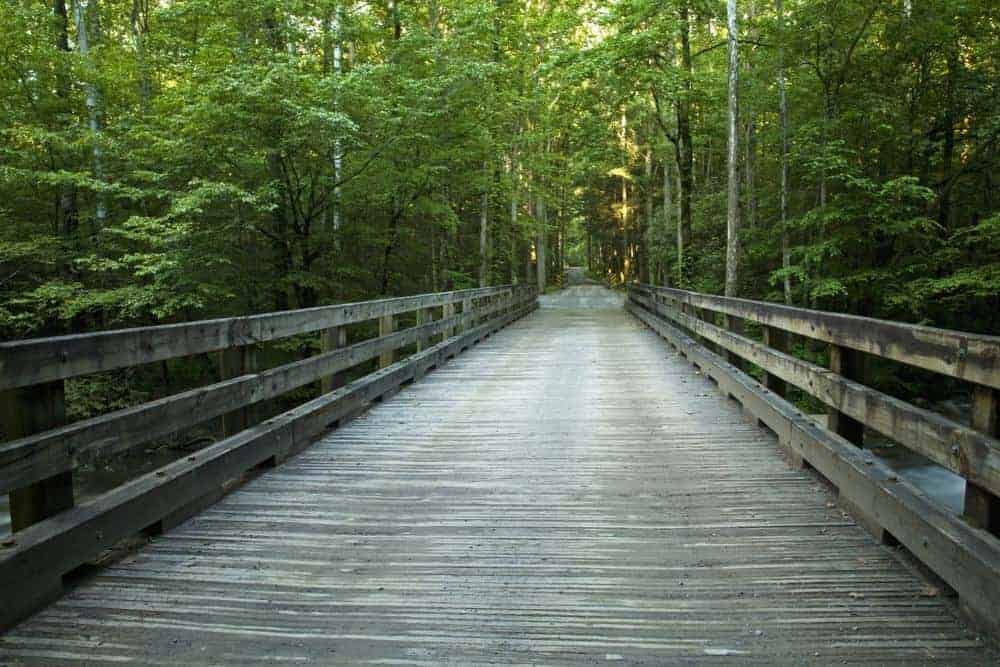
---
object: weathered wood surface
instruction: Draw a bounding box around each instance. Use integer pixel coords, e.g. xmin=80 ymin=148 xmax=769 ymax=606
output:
xmin=628 ymin=293 xmax=1000 ymax=638
xmin=0 ymin=295 xmax=525 ymax=496
xmin=638 ymin=285 xmax=1000 ymax=390
xmin=0 ymin=299 xmax=536 ymax=629
xmin=1 ymin=286 xmax=993 ymax=664
xmin=632 ymin=291 xmax=1000 ymax=501
xmin=0 ymin=286 xmax=517 ymax=392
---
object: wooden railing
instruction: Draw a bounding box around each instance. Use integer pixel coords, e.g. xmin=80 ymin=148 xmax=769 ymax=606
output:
xmin=627 ymin=284 xmax=1000 ymax=635
xmin=0 ymin=284 xmax=538 ymax=628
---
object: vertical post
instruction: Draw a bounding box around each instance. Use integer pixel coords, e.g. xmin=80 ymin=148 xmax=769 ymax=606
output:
xmin=320 ymin=326 xmax=348 ymax=393
xmin=761 ymin=325 xmax=788 ymax=398
xmin=723 ymin=314 xmax=744 ymax=369
xmin=965 ymin=386 xmax=999 ymax=534
xmin=827 ymin=344 xmax=865 ymax=446
xmin=462 ymin=297 xmax=473 ymax=332
xmin=3 ymin=381 xmax=74 ymax=532
xmin=416 ymin=307 xmax=435 ymax=352
xmin=443 ymin=302 xmax=456 ymax=340
xmin=378 ymin=314 xmax=396 ymax=369
xmin=219 ymin=344 xmax=258 ymax=437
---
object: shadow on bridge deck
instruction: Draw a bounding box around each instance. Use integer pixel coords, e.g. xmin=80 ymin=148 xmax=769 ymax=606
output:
xmin=1 ymin=287 xmax=995 ymax=664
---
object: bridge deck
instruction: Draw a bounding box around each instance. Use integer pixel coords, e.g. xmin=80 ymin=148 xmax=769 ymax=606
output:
xmin=1 ymin=287 xmax=995 ymax=664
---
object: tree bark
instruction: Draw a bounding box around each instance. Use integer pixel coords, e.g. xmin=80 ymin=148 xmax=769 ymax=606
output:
xmin=662 ymin=156 xmax=673 ymax=287
xmin=675 ymin=1 xmax=694 ymax=286
xmin=480 ymin=161 xmax=490 ymax=287
xmin=725 ymin=0 xmax=741 ymax=298
xmin=777 ymin=0 xmax=792 ymax=304
xmin=73 ymin=0 xmax=107 ymax=227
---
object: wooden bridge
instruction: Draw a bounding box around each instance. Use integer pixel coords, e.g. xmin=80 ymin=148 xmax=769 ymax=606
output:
xmin=1 ymin=284 xmax=999 ymax=663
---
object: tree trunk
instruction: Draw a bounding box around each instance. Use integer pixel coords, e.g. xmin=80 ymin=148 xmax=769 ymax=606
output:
xmin=662 ymin=156 xmax=673 ymax=286
xmin=777 ymin=0 xmax=792 ymax=304
xmin=480 ymin=161 xmax=490 ymax=287
xmin=54 ymin=0 xmax=78 ymax=237
xmin=536 ymin=193 xmax=547 ymax=292
xmin=507 ymin=154 xmax=518 ymax=283
xmin=645 ymin=139 xmax=655 ymax=285
xmin=725 ymin=0 xmax=741 ymax=298
xmin=73 ymin=0 xmax=107 ymax=227
xmin=676 ymin=0 xmax=694 ymax=286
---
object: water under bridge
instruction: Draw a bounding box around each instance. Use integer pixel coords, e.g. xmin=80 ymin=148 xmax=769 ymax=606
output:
xmin=1 ymin=283 xmax=999 ymax=664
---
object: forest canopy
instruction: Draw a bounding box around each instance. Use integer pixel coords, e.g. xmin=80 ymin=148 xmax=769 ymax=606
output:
xmin=2 ymin=0 xmax=999 ymax=341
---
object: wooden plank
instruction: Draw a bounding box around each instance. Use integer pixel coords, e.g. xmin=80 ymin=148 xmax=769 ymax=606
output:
xmin=828 ymin=344 xmax=865 ymax=447
xmin=0 ymin=301 xmax=538 ymax=630
xmin=966 ymin=386 xmax=1000 ymax=534
xmin=2 ymin=381 xmax=74 ymax=533
xmin=0 ymin=296 xmax=525 ymax=495
xmin=443 ymin=302 xmax=456 ymax=339
xmin=0 ymin=286 xmax=518 ymax=392
xmin=641 ymin=285 xmax=1000 ymax=390
xmin=378 ymin=315 xmax=396 ymax=369
xmin=635 ymin=294 xmax=1000 ymax=500
xmin=761 ymin=325 xmax=787 ymax=398
xmin=627 ymin=298 xmax=1000 ymax=638
xmin=415 ymin=308 xmax=433 ymax=353
xmin=2 ymin=289 xmax=992 ymax=663
xmin=462 ymin=298 xmax=473 ymax=333
xmin=219 ymin=344 xmax=257 ymax=437
xmin=320 ymin=326 xmax=348 ymax=394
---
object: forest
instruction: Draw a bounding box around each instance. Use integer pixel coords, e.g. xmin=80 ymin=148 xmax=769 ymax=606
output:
xmin=2 ymin=0 xmax=999 ymax=414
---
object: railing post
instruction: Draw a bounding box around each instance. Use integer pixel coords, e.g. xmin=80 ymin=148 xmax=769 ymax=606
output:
xmin=320 ymin=326 xmax=347 ymax=393
xmin=3 ymin=381 xmax=74 ymax=532
xmin=378 ymin=314 xmax=396 ymax=369
xmin=828 ymin=344 xmax=865 ymax=446
xmin=219 ymin=344 xmax=257 ymax=436
xmin=723 ymin=315 xmax=744 ymax=369
xmin=965 ymin=386 xmax=999 ymax=534
xmin=415 ymin=307 xmax=434 ymax=352
xmin=443 ymin=301 xmax=456 ymax=340
xmin=761 ymin=325 xmax=788 ymax=399
xmin=462 ymin=297 xmax=473 ymax=332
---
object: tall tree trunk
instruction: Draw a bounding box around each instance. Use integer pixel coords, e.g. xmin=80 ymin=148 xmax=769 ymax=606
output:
xmin=130 ymin=0 xmax=151 ymax=112
xmin=777 ymin=0 xmax=792 ymax=304
xmin=644 ymin=139 xmax=655 ymax=284
xmin=480 ymin=161 xmax=490 ymax=287
xmin=507 ymin=154 xmax=518 ymax=283
xmin=73 ymin=0 xmax=107 ymax=227
xmin=536 ymin=189 xmax=547 ymax=292
xmin=331 ymin=4 xmax=344 ymax=233
xmin=662 ymin=156 xmax=673 ymax=286
xmin=725 ymin=0 xmax=741 ymax=297
xmin=54 ymin=0 xmax=78 ymax=237
xmin=675 ymin=0 xmax=694 ymax=286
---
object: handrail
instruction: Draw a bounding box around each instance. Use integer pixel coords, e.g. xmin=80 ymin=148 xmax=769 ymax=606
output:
xmin=625 ymin=286 xmax=1000 ymax=637
xmin=0 ymin=286 xmax=517 ymax=391
xmin=1 ymin=284 xmax=538 ymax=629
xmin=629 ymin=284 xmax=1000 ymax=525
xmin=1 ymin=285 xmax=536 ymax=531
xmin=633 ymin=285 xmax=1000 ymax=390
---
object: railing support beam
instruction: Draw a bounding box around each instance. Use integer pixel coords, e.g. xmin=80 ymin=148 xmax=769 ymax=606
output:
xmin=827 ymin=344 xmax=865 ymax=447
xmin=378 ymin=315 xmax=396 ymax=369
xmin=321 ymin=326 xmax=348 ymax=394
xmin=966 ymin=386 xmax=1000 ymax=534
xmin=761 ymin=325 xmax=788 ymax=398
xmin=3 ymin=381 xmax=74 ymax=532
xmin=219 ymin=345 xmax=258 ymax=437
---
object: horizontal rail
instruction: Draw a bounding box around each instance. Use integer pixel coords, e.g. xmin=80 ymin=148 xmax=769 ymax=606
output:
xmin=0 ymin=295 xmax=520 ymax=495
xmin=0 ymin=295 xmax=538 ymax=629
xmin=631 ymin=291 xmax=1000 ymax=498
xmin=634 ymin=285 xmax=1000 ymax=390
xmin=625 ymin=296 xmax=1000 ymax=637
xmin=0 ymin=286 xmax=516 ymax=391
